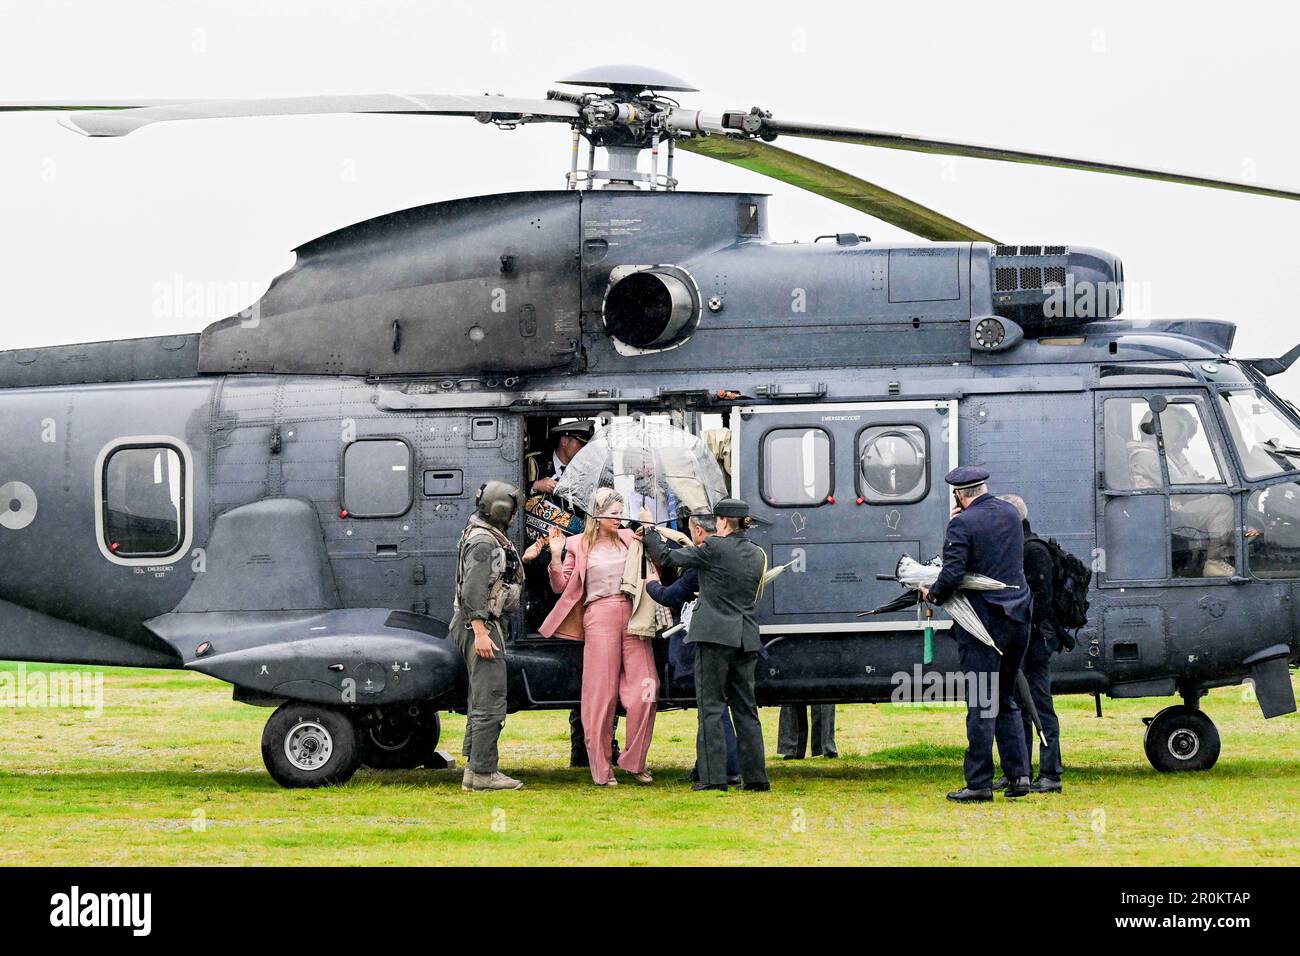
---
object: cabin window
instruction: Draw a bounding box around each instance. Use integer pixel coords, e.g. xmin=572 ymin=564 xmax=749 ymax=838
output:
xmin=857 ymin=425 xmax=928 ymax=504
xmin=761 ymin=427 xmax=831 ymax=506
xmin=1247 ymin=481 xmax=1300 ymax=578
xmin=102 ymin=445 xmax=185 ymax=558
xmin=343 ymin=439 xmax=413 ymax=518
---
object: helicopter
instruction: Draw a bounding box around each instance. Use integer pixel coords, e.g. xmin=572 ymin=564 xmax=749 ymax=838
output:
xmin=2 ymin=64 xmax=1298 ymax=787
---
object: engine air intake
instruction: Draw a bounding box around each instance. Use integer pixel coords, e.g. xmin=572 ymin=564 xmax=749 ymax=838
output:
xmin=602 ymin=266 xmax=701 ymax=353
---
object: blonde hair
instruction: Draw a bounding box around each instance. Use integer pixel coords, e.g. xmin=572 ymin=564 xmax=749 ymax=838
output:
xmin=583 ymin=487 xmax=625 ymax=546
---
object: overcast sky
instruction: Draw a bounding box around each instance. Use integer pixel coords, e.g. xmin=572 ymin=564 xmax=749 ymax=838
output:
xmin=2 ymin=0 xmax=1298 ymax=394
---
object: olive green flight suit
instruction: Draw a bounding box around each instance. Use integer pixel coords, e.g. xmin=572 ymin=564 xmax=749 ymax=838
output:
xmin=450 ymin=520 xmax=517 ymax=775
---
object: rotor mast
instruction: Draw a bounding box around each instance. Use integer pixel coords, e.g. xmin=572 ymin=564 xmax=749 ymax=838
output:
xmin=546 ymin=66 xmax=744 ymax=191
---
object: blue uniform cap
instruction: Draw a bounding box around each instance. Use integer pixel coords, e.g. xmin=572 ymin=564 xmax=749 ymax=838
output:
xmin=944 ymin=465 xmax=990 ymax=490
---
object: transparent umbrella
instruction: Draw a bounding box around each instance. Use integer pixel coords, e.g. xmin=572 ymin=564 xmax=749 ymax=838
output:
xmin=893 ymin=554 xmax=1013 ymax=653
xmin=863 ymin=554 xmax=1045 ymax=742
xmin=552 ymin=419 xmax=730 ymax=526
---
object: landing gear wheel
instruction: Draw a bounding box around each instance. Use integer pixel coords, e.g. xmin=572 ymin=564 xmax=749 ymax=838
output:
xmin=360 ymin=707 xmax=442 ymax=770
xmin=261 ymin=702 xmax=361 ymax=788
xmin=1143 ymin=705 xmax=1220 ymax=772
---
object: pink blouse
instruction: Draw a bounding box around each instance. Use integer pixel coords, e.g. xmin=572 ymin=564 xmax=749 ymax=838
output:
xmin=584 ymin=541 xmax=627 ymax=603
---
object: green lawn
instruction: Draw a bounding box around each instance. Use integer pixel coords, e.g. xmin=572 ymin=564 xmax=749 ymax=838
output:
xmin=1 ymin=661 xmax=1297 ymax=865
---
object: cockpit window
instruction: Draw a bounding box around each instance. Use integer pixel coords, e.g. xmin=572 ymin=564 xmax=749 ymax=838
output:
xmin=1247 ymin=481 xmax=1300 ymax=578
xmin=1158 ymin=401 xmax=1223 ymax=484
xmin=1217 ymin=388 xmax=1300 ymax=480
xmin=1102 ymin=396 xmax=1161 ymax=490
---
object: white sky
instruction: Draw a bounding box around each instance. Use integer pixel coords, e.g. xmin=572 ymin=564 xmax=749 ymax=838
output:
xmin=2 ymin=0 xmax=1298 ymax=395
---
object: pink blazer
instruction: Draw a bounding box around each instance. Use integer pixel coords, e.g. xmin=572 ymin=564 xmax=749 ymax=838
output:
xmin=539 ymin=529 xmax=636 ymax=641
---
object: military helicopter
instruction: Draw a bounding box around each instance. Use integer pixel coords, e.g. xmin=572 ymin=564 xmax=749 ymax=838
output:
xmin=2 ymin=65 xmax=1298 ymax=787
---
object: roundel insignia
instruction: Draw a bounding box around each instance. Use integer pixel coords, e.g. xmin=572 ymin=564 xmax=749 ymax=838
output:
xmin=0 ymin=481 xmax=38 ymax=531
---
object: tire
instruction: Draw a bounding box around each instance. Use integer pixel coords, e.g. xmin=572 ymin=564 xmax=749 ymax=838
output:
xmin=360 ymin=708 xmax=442 ymax=770
xmin=261 ymin=702 xmax=362 ymax=788
xmin=1143 ymin=705 xmax=1221 ymax=772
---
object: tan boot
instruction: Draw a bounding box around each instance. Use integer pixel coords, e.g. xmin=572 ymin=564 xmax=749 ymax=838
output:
xmin=467 ymin=771 xmax=524 ymax=791
xmin=1203 ymin=559 xmax=1235 ymax=577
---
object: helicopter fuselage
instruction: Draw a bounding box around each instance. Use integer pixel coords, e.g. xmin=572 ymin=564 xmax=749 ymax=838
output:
xmin=1 ymin=188 xmax=1296 ymax=782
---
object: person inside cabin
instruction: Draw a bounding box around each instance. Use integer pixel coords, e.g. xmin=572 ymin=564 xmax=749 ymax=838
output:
xmin=521 ymin=419 xmax=623 ymax=769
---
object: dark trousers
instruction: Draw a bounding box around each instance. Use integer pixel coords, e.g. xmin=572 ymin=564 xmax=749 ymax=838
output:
xmin=956 ymin=620 xmax=1031 ymax=790
xmin=694 ymin=643 xmax=768 ymax=787
xmin=692 ymin=711 xmax=741 ymax=779
xmin=777 ymin=704 xmax=838 ymax=758
xmin=570 ymin=707 xmax=618 ymax=761
xmin=1021 ymin=635 xmax=1063 ymax=778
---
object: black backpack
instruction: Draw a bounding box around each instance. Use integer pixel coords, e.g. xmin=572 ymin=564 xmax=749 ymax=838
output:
xmin=1026 ymin=535 xmax=1091 ymax=650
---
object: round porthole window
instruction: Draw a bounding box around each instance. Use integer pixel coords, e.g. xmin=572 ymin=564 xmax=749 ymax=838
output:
xmin=859 ymin=426 xmax=928 ymax=502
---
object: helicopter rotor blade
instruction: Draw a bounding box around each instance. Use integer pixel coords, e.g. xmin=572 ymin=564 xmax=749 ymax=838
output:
xmin=3 ymin=94 xmax=580 ymax=137
xmin=758 ymin=118 xmax=1300 ymax=202
xmin=678 ymin=135 xmax=996 ymax=243
xmin=0 ymin=100 xmax=205 ymax=112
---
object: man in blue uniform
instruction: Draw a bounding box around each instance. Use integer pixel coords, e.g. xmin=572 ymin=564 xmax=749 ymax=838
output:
xmin=922 ymin=467 xmax=1033 ymax=802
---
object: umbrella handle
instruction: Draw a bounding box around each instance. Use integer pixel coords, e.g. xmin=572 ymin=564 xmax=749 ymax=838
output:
xmin=922 ymin=606 xmax=935 ymax=666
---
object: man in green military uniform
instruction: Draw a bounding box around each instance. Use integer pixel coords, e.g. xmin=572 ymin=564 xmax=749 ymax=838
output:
xmin=452 ymin=480 xmax=528 ymax=792
xmin=643 ymin=497 xmax=771 ymax=792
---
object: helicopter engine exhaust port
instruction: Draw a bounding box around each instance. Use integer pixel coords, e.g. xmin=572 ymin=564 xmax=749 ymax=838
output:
xmin=602 ymin=265 xmax=702 ymax=355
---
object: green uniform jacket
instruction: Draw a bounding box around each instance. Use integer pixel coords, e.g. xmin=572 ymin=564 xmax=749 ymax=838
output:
xmin=645 ymin=529 xmax=768 ymax=651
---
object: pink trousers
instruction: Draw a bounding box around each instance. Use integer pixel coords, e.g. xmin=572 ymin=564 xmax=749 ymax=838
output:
xmin=580 ymin=595 xmax=659 ymax=784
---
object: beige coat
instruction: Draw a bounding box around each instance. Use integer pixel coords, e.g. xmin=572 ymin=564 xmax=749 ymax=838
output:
xmin=621 ymin=528 xmax=692 ymax=637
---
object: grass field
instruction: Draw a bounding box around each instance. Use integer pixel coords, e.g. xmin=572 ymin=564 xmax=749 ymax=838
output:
xmin=1 ymin=661 xmax=1297 ymax=866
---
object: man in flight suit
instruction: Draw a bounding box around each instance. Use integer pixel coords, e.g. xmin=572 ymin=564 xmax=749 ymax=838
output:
xmin=644 ymin=497 xmax=771 ymax=792
xmin=452 ymin=480 xmax=527 ymax=792
xmin=922 ymin=467 xmax=1033 ymax=802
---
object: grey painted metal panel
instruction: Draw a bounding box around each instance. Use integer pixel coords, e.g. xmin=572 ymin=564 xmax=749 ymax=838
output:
xmin=173 ymin=497 xmax=339 ymax=612
xmin=146 ymin=607 xmax=463 ymax=706
xmin=0 ymin=334 xmax=200 ymax=389
xmin=0 ymin=378 xmax=214 ymax=649
xmin=198 ymin=192 xmax=583 ymax=377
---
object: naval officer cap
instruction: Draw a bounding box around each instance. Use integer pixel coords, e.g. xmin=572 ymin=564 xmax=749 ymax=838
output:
xmin=944 ymin=466 xmax=990 ymax=491
xmin=550 ymin=420 xmax=595 ymax=441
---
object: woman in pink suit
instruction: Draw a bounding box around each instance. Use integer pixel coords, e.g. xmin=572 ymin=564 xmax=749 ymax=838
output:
xmin=540 ymin=487 xmax=658 ymax=786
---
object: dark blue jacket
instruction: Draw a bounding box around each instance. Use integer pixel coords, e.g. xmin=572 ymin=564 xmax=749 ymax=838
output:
xmin=646 ymin=568 xmax=699 ymax=621
xmin=648 ymin=566 xmax=699 ymax=681
xmin=927 ymin=494 xmax=1032 ymax=639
